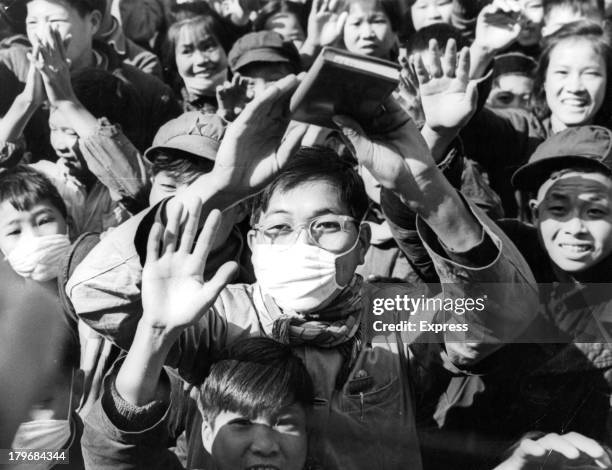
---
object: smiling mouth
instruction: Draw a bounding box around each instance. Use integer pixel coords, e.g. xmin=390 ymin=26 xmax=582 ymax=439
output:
xmin=561 ymin=99 xmax=589 ymax=107
xmin=193 ymin=70 xmax=218 ymax=78
xmin=559 ymin=243 xmax=593 ymax=254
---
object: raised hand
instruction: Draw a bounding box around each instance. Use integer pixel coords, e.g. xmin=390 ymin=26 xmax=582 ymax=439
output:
xmin=333 ymin=98 xmax=434 ymax=199
xmin=495 ymin=432 xmax=612 ymax=470
xmin=474 ymin=0 xmax=522 ymax=54
xmin=209 ymin=74 xmax=308 ymax=203
xmin=141 ymin=198 xmax=238 ymax=333
xmin=35 ymin=24 xmax=75 ymax=105
xmin=221 ymin=0 xmax=251 ymax=26
xmin=413 ymin=39 xmax=478 ymax=134
xmin=22 ymin=41 xmax=45 ymax=107
xmin=305 ymin=0 xmax=348 ymax=48
xmin=216 ymin=73 xmax=253 ymax=122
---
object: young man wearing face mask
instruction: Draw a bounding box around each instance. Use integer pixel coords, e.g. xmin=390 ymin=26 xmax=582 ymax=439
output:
xmin=0 ymin=167 xmax=86 ymax=469
xmin=66 ymin=75 xmax=537 ymax=469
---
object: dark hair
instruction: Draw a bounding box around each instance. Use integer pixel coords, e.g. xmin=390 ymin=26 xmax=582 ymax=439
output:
xmin=405 ymin=22 xmax=467 ymax=55
xmin=543 ymin=0 xmax=604 ymax=20
xmin=163 ymin=12 xmax=233 ymax=93
xmin=24 ymin=0 xmax=105 ymax=17
xmin=533 ymin=20 xmax=612 ymax=125
xmin=148 ymin=151 xmax=214 ymax=184
xmin=70 ymin=68 xmax=143 ymax=147
xmin=251 ymin=146 xmax=369 ymax=224
xmin=0 ymin=165 xmax=67 ymax=219
xmin=197 ymin=337 xmax=314 ymax=424
xmin=253 ymin=0 xmax=307 ymax=34
xmin=346 ymin=0 xmax=401 ymax=33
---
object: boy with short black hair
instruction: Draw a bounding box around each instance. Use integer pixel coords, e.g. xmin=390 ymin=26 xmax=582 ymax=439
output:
xmin=0 ymin=164 xmax=70 ymax=282
xmin=83 ymin=335 xmax=314 ymax=470
xmin=487 ymin=52 xmax=537 ymax=111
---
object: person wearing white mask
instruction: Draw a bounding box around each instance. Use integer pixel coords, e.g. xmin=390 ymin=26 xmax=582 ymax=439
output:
xmin=0 ymin=165 xmax=71 ymax=285
xmin=0 ymin=165 xmax=85 ymax=469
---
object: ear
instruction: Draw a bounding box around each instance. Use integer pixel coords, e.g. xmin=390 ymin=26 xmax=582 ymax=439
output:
xmin=529 ymin=199 xmax=540 ymax=223
xmin=88 ymin=10 xmax=102 ymax=36
xmin=201 ymin=419 xmax=214 ymax=455
xmin=246 ymin=229 xmax=257 ymax=251
xmin=356 ymin=222 xmax=371 ymax=265
xmin=233 ymin=201 xmax=250 ymax=223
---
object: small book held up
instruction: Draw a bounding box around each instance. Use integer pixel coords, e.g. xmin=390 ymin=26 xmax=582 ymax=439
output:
xmin=290 ymin=47 xmax=400 ymax=129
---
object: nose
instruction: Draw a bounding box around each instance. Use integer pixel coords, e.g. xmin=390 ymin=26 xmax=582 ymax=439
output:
xmin=359 ymin=21 xmax=376 ymax=38
xmin=295 ymin=226 xmax=316 ymax=246
xmin=565 ymin=71 xmax=586 ymax=93
xmin=51 ymin=132 xmax=70 ymax=155
xmin=193 ymin=49 xmax=211 ymax=66
xmin=249 ymin=425 xmax=281 ymax=457
xmin=427 ymin=5 xmax=442 ymax=19
xmin=563 ymin=215 xmax=588 ymax=235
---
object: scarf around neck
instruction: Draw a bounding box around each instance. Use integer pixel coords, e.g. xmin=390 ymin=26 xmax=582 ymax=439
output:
xmin=264 ymin=275 xmax=364 ymax=348
xmin=261 ymin=276 xmax=365 ymax=389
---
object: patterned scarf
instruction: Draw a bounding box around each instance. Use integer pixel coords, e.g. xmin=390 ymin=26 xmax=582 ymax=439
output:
xmin=264 ymin=276 xmax=365 ymax=388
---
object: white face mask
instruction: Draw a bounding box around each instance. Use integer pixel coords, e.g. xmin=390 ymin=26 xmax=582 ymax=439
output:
xmin=5 ymin=234 xmax=71 ymax=282
xmin=251 ymin=238 xmax=360 ymax=313
xmin=12 ymin=370 xmax=74 ymax=469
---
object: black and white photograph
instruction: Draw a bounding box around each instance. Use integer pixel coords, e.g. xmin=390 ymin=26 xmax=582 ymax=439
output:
xmin=2 ymin=0 xmax=612 ymax=468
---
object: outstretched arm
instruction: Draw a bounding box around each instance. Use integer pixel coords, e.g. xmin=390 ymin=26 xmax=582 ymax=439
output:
xmin=115 ymin=200 xmax=237 ymax=406
xmin=334 ymin=49 xmax=482 ymax=253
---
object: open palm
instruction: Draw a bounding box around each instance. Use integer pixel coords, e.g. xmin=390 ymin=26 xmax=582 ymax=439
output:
xmin=141 ymin=199 xmax=238 ymax=332
xmin=413 ymin=39 xmax=478 ymax=133
xmin=474 ymin=0 xmax=522 ymax=53
xmin=308 ymin=0 xmax=347 ymax=47
xmin=211 ymin=74 xmax=308 ymax=202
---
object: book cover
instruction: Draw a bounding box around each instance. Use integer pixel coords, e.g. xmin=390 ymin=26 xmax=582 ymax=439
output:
xmin=290 ymin=47 xmax=400 ymax=128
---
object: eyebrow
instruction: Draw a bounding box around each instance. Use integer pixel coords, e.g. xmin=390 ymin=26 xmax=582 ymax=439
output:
xmin=263 ymin=208 xmax=343 ymax=218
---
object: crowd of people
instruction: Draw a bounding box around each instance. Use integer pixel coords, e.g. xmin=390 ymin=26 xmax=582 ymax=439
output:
xmin=3 ymin=0 xmax=612 ymax=468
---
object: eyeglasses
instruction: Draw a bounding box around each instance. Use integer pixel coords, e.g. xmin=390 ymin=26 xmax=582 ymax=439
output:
xmin=253 ymin=214 xmax=359 ymax=251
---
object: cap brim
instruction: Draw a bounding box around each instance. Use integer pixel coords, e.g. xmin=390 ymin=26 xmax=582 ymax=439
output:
xmin=144 ymin=135 xmax=219 ymax=163
xmin=512 ymin=155 xmax=612 ymax=191
xmin=232 ymin=50 xmax=290 ymax=72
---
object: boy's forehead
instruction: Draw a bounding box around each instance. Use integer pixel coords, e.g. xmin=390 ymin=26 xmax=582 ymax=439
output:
xmin=264 ymin=180 xmax=349 ymax=216
xmin=0 ymin=200 xmax=52 ymax=222
xmin=27 ymin=0 xmax=74 ymax=15
xmin=539 ymin=172 xmax=612 ymax=201
xmin=349 ymin=0 xmax=384 ymax=15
